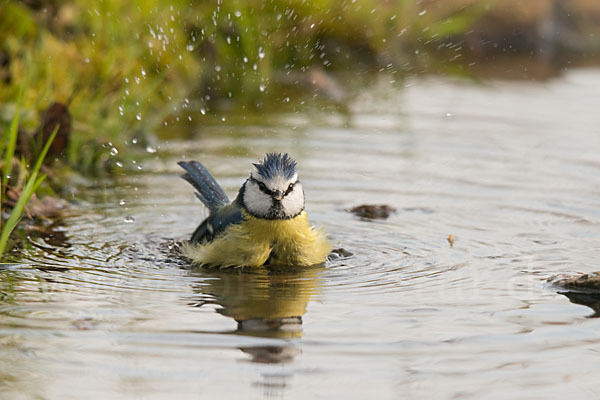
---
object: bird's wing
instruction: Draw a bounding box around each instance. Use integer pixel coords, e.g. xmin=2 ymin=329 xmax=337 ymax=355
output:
xmin=179 ymin=161 xmax=230 ymax=212
xmin=191 ymin=201 xmax=245 ymax=243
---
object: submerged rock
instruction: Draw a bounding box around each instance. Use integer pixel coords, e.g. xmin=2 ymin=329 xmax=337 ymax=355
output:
xmin=348 ymin=204 xmax=396 ymax=220
xmin=561 ymin=291 xmax=600 ymax=318
xmin=548 ymin=272 xmax=600 ymax=318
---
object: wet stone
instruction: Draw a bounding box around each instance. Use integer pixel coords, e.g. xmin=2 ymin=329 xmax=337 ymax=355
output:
xmin=348 ymin=204 xmax=396 ymax=220
xmin=548 ymin=273 xmax=600 ymax=317
xmin=548 ymin=272 xmax=600 ymax=293
xmin=328 ymin=248 xmax=353 ymax=261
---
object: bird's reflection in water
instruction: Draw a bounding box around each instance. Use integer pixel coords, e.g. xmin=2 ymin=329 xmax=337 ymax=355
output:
xmin=188 ymin=265 xmax=322 ymax=397
xmin=187 ymin=265 xmax=322 ymax=364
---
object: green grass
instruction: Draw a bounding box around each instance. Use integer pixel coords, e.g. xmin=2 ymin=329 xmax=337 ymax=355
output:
xmin=0 ymin=106 xmax=57 ymax=258
xmin=1 ymin=0 xmax=201 ymax=172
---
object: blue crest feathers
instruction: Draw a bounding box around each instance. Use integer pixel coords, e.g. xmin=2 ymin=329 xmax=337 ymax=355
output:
xmin=253 ymin=153 xmax=297 ymax=180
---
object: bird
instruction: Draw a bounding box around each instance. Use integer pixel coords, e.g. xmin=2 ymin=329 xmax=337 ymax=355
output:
xmin=178 ymin=153 xmax=331 ymax=268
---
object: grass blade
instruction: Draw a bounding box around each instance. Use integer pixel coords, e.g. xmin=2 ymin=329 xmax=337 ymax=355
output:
xmin=0 ymin=126 xmax=58 ymax=257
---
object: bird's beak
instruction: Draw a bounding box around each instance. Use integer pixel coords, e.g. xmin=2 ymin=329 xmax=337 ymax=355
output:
xmin=273 ymin=190 xmax=284 ymax=201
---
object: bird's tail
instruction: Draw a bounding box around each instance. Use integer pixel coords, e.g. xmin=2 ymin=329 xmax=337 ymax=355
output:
xmin=178 ymin=161 xmax=230 ymax=212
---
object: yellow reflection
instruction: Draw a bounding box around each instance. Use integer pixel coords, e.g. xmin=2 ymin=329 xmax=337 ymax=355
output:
xmin=189 ymin=265 xmax=323 ymax=340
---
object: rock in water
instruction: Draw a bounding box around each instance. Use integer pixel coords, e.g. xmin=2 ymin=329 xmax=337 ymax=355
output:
xmin=548 ymin=272 xmax=600 ymax=293
xmin=548 ymin=272 xmax=600 ymax=318
xmin=348 ymin=204 xmax=396 ymax=220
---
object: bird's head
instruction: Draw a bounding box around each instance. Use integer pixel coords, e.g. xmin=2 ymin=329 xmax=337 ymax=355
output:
xmin=241 ymin=153 xmax=305 ymax=219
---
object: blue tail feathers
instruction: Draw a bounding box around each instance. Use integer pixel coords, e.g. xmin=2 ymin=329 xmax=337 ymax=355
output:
xmin=178 ymin=161 xmax=230 ymax=212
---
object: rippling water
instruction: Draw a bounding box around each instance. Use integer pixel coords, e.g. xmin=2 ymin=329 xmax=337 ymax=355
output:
xmin=2 ymin=70 xmax=600 ymax=399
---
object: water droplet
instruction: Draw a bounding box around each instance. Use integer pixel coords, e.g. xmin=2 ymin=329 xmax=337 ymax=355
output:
xmin=118 ymin=105 xmax=124 ymax=116
xmin=253 ymin=63 xmax=258 ymax=71
xmin=131 ymin=138 xmax=138 ymax=144
xmin=136 ymin=113 xmax=142 ymax=120
xmin=243 ymin=56 xmax=248 ymax=63
xmin=284 ymin=97 xmax=290 ymax=103
xmin=186 ymin=44 xmax=194 ymax=51
xmin=116 ymin=161 xmax=123 ymax=167
xmin=124 ymin=216 xmax=135 ymax=223
xmin=258 ymin=47 xmax=265 ymax=59
xmin=146 ymin=146 xmax=157 ymax=153
xmin=119 ymin=199 xmax=126 ymax=206
xmin=84 ymin=57 xmax=90 ymax=63
xmin=200 ymin=108 xmax=206 ymax=115
xmin=215 ymin=65 xmax=221 ymax=72
xmin=234 ymin=10 xmax=242 ymax=17
xmin=226 ymin=36 xmax=231 ymax=44
xmin=259 ymin=84 xmax=265 ymax=92
xmin=418 ymin=9 xmax=427 ymax=16
xmin=110 ymin=147 xmax=119 ymax=156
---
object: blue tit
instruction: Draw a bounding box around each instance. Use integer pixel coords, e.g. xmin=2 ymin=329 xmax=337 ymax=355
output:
xmin=178 ymin=153 xmax=331 ymax=268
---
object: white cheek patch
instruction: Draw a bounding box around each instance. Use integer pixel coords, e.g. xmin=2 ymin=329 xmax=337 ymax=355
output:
xmin=282 ymin=183 xmax=304 ymax=216
xmin=243 ymin=180 xmax=272 ymax=217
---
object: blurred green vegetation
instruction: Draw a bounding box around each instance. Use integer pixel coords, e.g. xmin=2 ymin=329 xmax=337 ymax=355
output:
xmin=0 ymin=0 xmax=200 ymax=173
xmin=1 ymin=0 xmax=599 ymax=173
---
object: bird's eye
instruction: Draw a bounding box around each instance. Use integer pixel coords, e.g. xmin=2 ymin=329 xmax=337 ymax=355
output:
xmin=285 ymin=182 xmax=295 ymax=195
xmin=255 ymin=180 xmax=272 ymax=195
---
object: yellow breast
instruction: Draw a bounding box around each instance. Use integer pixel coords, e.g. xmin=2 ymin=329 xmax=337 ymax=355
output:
xmin=181 ymin=211 xmax=331 ymax=268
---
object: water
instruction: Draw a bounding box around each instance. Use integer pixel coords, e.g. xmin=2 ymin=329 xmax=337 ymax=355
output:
xmin=2 ymin=69 xmax=600 ymax=399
